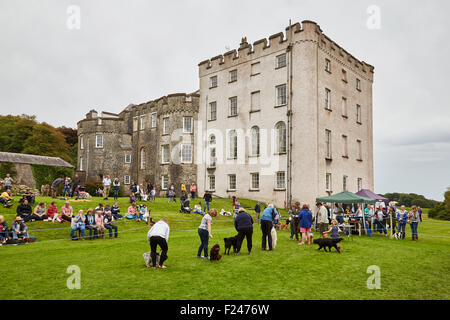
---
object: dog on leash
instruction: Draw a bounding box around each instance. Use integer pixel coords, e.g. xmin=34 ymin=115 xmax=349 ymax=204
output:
xmin=313 ymin=237 xmax=343 ymax=253
xmin=271 ymin=227 xmax=277 ymax=249
xmin=143 ymin=251 xmax=160 ymax=267
xmin=209 ymin=244 xmax=222 ymax=261
xmin=224 ymin=236 xmax=238 ymax=255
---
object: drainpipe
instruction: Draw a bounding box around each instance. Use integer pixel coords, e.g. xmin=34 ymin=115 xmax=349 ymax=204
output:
xmin=204 ymin=95 xmax=208 ymax=194
xmin=286 ymin=19 xmax=294 ymax=208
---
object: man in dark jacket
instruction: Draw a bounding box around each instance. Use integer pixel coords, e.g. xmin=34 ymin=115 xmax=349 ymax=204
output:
xmin=203 ymin=191 xmax=212 ymax=213
xmin=16 ymin=199 xmax=33 ymax=222
xmin=234 ymin=208 xmax=254 ymax=255
xmin=254 ymin=201 xmax=261 ymax=224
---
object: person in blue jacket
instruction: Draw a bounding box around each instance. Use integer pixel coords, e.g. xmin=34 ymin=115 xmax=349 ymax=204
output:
xmin=396 ymin=205 xmax=408 ymax=240
xmin=260 ymin=204 xmax=276 ymax=250
xmin=298 ymin=204 xmax=313 ymax=246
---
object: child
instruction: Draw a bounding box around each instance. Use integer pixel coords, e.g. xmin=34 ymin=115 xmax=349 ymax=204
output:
xmin=323 ymin=219 xmax=342 ymax=253
xmin=129 ymin=192 xmax=137 ymax=204
xmin=150 ymin=188 xmax=156 ymax=202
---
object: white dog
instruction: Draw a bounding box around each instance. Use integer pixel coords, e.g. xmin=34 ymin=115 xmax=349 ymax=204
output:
xmin=271 ymin=227 xmax=277 ymax=249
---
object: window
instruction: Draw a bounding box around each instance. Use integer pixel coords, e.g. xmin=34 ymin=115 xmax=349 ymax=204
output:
xmin=140 ymin=148 xmax=146 ymax=169
xmin=276 ymin=84 xmax=287 ymax=106
xmin=183 ymin=117 xmax=193 ymax=133
xmin=181 ymin=144 xmax=193 ymax=163
xmin=162 ymin=117 xmax=170 ymax=134
xmin=251 ymin=62 xmax=260 ymax=76
xmin=139 ymin=115 xmax=145 ymax=130
xmin=124 ymin=175 xmax=131 ymax=185
xmin=275 ymin=121 xmax=287 ymax=154
xmin=208 ymin=175 xmax=216 ymax=191
xmin=251 ymin=173 xmax=259 ymax=190
xmin=228 ymin=174 xmax=236 ymax=190
xmin=161 ymin=175 xmax=168 ymax=190
xmin=343 ymin=175 xmax=348 ymax=191
xmin=79 ymin=157 xmax=83 ymax=171
xmin=276 ymin=54 xmax=286 ymax=68
xmin=229 ymin=96 xmax=237 ymax=116
xmin=209 ymin=134 xmax=216 ymax=145
xmin=276 ymin=171 xmax=286 ymax=189
xmin=125 ymin=154 xmax=131 ymax=164
xmin=325 ymin=59 xmax=331 ymax=72
xmin=356 ymin=105 xmax=362 ymax=123
xmin=342 ymin=97 xmax=348 ymax=117
xmin=342 ymin=135 xmax=348 ymax=158
xmin=357 ymin=178 xmax=363 ymax=191
xmin=325 ymin=88 xmax=331 ymax=110
xmin=326 ymin=173 xmax=332 ymax=191
xmin=251 ymin=126 xmax=260 ymax=156
xmin=79 ymin=135 xmax=84 ymax=150
xmin=209 ymin=146 xmax=216 ymax=167
xmin=229 ymin=69 xmax=237 ymax=82
xmin=209 ymin=102 xmax=217 ymax=121
xmin=342 ymin=69 xmax=347 ymax=82
xmin=151 ymin=112 xmax=157 ymax=128
xmin=228 ymin=130 xmax=237 ymax=159
xmin=133 ymin=117 xmax=138 ymax=132
xmin=161 ymin=145 xmax=170 ymax=164
xmin=210 ymin=76 xmax=217 ymax=88
xmin=251 ymin=91 xmax=260 ymax=111
xmin=95 ymin=134 xmax=103 ymax=148
xmin=325 ymin=130 xmax=331 ymax=159
xmin=356 ymin=78 xmax=361 ymax=91
xmin=357 ymin=140 xmax=362 ymax=160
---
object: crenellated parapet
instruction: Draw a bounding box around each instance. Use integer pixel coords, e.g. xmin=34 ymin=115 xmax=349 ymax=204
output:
xmin=198 ymin=20 xmax=373 ymax=80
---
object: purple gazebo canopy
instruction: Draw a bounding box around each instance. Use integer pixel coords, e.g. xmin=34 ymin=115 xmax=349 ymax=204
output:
xmin=355 ymin=189 xmax=389 ymax=202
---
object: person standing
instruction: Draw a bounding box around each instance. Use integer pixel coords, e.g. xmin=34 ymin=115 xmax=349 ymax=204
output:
xmin=51 ymin=176 xmax=64 ymax=198
xmin=375 ymin=206 xmax=387 ymax=235
xmin=409 ymin=205 xmax=420 ymax=241
xmin=317 ymin=202 xmax=329 ymax=237
xmin=63 ymin=177 xmax=72 ymax=198
xmin=290 ymin=202 xmax=301 ymax=241
xmin=112 ymin=178 xmax=120 ymax=200
xmin=298 ymin=204 xmax=313 ymax=246
xmin=102 ymin=175 xmax=111 ymax=200
xmin=4 ymin=173 xmax=13 ymax=191
xmin=417 ymin=206 xmax=423 ymax=222
xmin=234 ymin=208 xmax=254 ymax=255
xmin=260 ymin=204 xmax=276 ymax=251
xmin=397 ymin=205 xmax=408 ymax=240
xmin=197 ymin=208 xmax=217 ymax=259
xmin=254 ymin=201 xmax=261 ymax=224
xmin=203 ymin=191 xmax=212 ymax=213
xmin=189 ymin=183 xmax=197 ymax=199
xmin=147 ymin=219 xmax=170 ymax=269
xmin=71 ymin=174 xmax=81 ymax=198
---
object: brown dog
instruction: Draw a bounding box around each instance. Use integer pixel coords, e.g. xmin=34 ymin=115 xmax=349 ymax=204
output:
xmin=279 ymin=223 xmax=289 ymax=231
xmin=209 ymin=244 xmax=222 ymax=261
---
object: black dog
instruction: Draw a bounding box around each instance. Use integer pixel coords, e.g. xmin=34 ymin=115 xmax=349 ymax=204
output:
xmin=313 ymin=237 xmax=343 ymax=253
xmin=224 ymin=236 xmax=238 ymax=255
xmin=209 ymin=244 xmax=222 ymax=261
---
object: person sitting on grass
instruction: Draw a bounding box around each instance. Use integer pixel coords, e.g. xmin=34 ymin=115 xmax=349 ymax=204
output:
xmin=85 ymin=209 xmax=97 ymax=240
xmin=70 ymin=210 xmax=86 ymax=240
xmin=104 ymin=204 xmax=112 ymax=217
xmin=193 ymin=202 xmax=203 ymax=216
xmin=147 ymin=218 xmax=170 ymax=269
xmin=16 ymin=199 xmax=33 ymax=222
xmin=47 ymin=201 xmax=61 ymax=223
xmin=32 ymin=202 xmax=49 ymax=221
xmin=104 ymin=211 xmax=118 ymax=239
xmin=94 ymin=203 xmax=104 ymax=215
xmin=129 ymin=193 xmax=137 ymax=204
xmin=323 ymin=219 xmax=342 ymax=253
xmin=298 ymin=204 xmax=313 ymax=246
xmin=60 ymin=201 xmax=73 ymax=223
xmin=111 ymin=202 xmax=122 ymax=220
xmin=126 ymin=202 xmax=138 ymax=220
xmin=0 ymin=215 xmax=9 ymax=241
xmin=0 ymin=189 xmax=13 ymax=208
xmin=11 ymin=216 xmax=29 ymax=240
xmin=139 ymin=204 xmax=149 ymax=222
xmin=19 ymin=190 xmax=34 ymax=206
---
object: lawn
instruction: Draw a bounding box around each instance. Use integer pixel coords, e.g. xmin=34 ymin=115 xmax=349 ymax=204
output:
xmin=0 ymin=196 xmax=449 ymax=300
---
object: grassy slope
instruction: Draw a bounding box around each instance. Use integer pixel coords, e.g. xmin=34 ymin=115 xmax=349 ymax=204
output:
xmin=0 ymin=197 xmax=449 ymax=300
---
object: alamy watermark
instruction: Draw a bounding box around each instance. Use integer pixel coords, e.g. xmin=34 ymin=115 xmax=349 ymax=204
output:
xmin=366 ymin=5 xmax=381 ymax=30
xmin=66 ymin=5 xmax=81 ymax=30
xmin=66 ymin=265 xmax=81 ymax=289
xmin=366 ymin=265 xmax=381 ymax=289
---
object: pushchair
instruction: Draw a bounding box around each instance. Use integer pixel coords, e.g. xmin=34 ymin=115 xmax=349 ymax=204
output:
xmin=179 ymin=200 xmax=191 ymax=213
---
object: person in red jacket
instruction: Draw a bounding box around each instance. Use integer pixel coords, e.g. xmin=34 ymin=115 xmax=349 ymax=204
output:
xmin=47 ymin=201 xmax=61 ymax=222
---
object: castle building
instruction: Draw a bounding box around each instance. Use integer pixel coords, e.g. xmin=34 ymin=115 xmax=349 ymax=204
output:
xmin=76 ymin=20 xmax=374 ymax=207
xmin=76 ymin=92 xmax=199 ymax=196
xmin=196 ymin=20 xmax=374 ymax=207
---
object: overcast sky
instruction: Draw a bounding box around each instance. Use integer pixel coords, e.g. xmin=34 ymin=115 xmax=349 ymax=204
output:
xmin=0 ymin=0 xmax=449 ymax=200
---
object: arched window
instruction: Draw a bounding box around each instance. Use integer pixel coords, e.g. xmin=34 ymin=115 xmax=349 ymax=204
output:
xmin=140 ymin=147 xmax=146 ymax=169
xmin=275 ymin=121 xmax=286 ymax=154
xmin=251 ymin=126 xmax=260 ymax=156
xmin=229 ymin=130 xmax=237 ymax=159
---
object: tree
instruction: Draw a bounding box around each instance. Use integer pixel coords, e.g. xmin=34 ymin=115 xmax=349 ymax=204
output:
xmin=428 ymin=188 xmax=450 ymax=221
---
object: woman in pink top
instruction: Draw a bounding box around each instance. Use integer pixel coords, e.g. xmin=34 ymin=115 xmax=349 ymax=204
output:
xmin=126 ymin=202 xmax=138 ymax=220
xmin=60 ymin=201 xmax=73 ymax=223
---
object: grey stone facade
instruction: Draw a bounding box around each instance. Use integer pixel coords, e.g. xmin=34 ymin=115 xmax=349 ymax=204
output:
xmin=77 ymin=92 xmax=199 ymax=196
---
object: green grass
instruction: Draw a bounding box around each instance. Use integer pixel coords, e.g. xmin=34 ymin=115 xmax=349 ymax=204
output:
xmin=1 ymin=196 xmax=449 ymax=300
